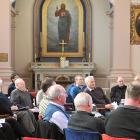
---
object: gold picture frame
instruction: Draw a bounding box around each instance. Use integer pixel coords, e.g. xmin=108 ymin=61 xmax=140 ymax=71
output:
xmin=131 ymin=5 xmax=140 ymax=44
xmin=41 ymin=0 xmax=84 ymax=57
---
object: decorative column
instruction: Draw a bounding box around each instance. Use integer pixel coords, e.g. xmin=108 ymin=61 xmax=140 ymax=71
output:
xmin=109 ymin=0 xmax=133 ymax=85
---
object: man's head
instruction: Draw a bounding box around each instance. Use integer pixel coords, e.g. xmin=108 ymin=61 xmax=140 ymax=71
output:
xmin=61 ymin=3 xmax=66 ymax=10
xmin=0 ymin=78 xmax=3 ymax=87
xmin=125 ymin=81 xmax=140 ymax=108
xmin=41 ymin=77 xmax=56 ymax=93
xmin=10 ymin=73 xmax=19 ymax=83
xmin=74 ymin=92 xmax=93 ymax=113
xmin=46 ymin=84 xmax=67 ymax=105
xmin=134 ymin=75 xmax=140 ymax=82
xmin=85 ymin=76 xmax=95 ymax=89
xmin=15 ymin=78 xmax=26 ymax=91
xmin=75 ymin=75 xmax=84 ymax=86
xmin=117 ymin=76 xmax=125 ymax=87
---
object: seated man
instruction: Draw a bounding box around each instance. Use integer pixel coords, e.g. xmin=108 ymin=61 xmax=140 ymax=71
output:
xmin=0 ymin=89 xmax=30 ymax=138
xmin=37 ymin=77 xmax=56 ymax=106
xmin=44 ymin=84 xmax=69 ymax=131
xmin=38 ymin=78 xmax=56 ymax=118
xmin=110 ymin=76 xmax=127 ymax=104
xmin=7 ymin=73 xmax=19 ymax=97
xmin=134 ymin=74 xmax=140 ymax=81
xmin=105 ymin=81 xmax=140 ymax=139
xmin=10 ymin=78 xmax=33 ymax=108
xmin=10 ymin=78 xmax=37 ymax=136
xmin=66 ymin=75 xmax=86 ymax=103
xmin=68 ymin=92 xmax=105 ymax=134
xmin=84 ymin=76 xmax=113 ymax=116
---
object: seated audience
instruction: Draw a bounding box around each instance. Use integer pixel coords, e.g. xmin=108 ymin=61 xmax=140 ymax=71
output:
xmin=39 ymin=78 xmax=56 ymax=118
xmin=8 ymin=73 xmax=19 ymax=97
xmin=68 ymin=92 xmax=105 ymax=134
xmin=84 ymin=76 xmax=113 ymax=116
xmin=66 ymin=75 xmax=86 ymax=103
xmin=37 ymin=77 xmax=56 ymax=106
xmin=10 ymin=78 xmax=37 ymax=136
xmin=110 ymin=76 xmax=127 ymax=104
xmin=0 ymin=89 xmax=31 ymax=139
xmin=44 ymin=84 xmax=69 ymax=131
xmin=105 ymin=81 xmax=140 ymax=139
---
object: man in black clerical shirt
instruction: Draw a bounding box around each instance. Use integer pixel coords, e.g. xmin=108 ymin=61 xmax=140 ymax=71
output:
xmin=110 ymin=76 xmax=127 ymax=104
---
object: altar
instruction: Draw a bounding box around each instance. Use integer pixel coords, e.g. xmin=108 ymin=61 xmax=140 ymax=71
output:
xmin=32 ymin=0 xmax=95 ymax=91
xmin=31 ymin=62 xmax=95 ymax=91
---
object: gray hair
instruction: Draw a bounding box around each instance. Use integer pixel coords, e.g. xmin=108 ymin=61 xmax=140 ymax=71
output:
xmin=126 ymin=81 xmax=140 ymax=99
xmin=47 ymin=84 xmax=65 ymax=100
xmin=15 ymin=78 xmax=24 ymax=87
xmin=84 ymin=76 xmax=95 ymax=85
xmin=74 ymin=92 xmax=92 ymax=108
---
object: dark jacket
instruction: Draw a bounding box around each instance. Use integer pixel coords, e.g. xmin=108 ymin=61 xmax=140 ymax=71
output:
xmin=68 ymin=111 xmax=105 ymax=134
xmin=110 ymin=85 xmax=127 ymax=104
xmin=84 ymin=87 xmax=111 ymax=108
xmin=0 ymin=92 xmax=13 ymax=116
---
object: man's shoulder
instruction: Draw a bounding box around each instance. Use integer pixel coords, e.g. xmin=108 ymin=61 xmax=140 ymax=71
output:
xmin=8 ymin=82 xmax=15 ymax=88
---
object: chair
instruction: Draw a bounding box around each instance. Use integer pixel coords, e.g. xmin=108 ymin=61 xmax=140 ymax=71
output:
xmin=29 ymin=91 xmax=37 ymax=106
xmin=22 ymin=137 xmax=54 ymax=140
xmin=35 ymin=120 xmax=64 ymax=140
xmin=102 ymin=134 xmax=136 ymax=140
xmin=64 ymin=128 xmax=102 ymax=140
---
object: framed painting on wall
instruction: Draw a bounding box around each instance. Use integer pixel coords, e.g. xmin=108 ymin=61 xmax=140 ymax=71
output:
xmin=41 ymin=0 xmax=84 ymax=57
xmin=131 ymin=5 xmax=140 ymax=44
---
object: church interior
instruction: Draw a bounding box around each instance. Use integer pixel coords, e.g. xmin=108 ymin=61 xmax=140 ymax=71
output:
xmin=1 ymin=0 xmax=140 ymax=140
xmin=0 ymin=0 xmax=140 ymax=92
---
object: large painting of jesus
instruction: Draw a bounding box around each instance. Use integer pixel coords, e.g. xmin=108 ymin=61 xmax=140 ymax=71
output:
xmin=41 ymin=0 xmax=84 ymax=57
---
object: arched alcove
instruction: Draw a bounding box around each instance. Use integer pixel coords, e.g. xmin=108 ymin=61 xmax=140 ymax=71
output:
xmin=33 ymin=0 xmax=93 ymax=63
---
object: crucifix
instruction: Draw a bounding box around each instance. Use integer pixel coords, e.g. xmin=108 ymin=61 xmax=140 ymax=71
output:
xmin=59 ymin=40 xmax=67 ymax=68
xmin=59 ymin=40 xmax=67 ymax=57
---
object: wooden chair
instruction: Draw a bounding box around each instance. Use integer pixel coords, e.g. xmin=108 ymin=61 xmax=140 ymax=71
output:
xmin=29 ymin=91 xmax=37 ymax=106
xmin=102 ymin=134 xmax=136 ymax=140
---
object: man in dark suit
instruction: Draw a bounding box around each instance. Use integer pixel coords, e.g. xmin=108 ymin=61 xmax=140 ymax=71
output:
xmin=84 ymin=76 xmax=113 ymax=116
xmin=68 ymin=92 xmax=105 ymax=134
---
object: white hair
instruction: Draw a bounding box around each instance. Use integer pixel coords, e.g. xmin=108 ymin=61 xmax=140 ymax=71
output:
xmin=47 ymin=84 xmax=65 ymax=100
xmin=74 ymin=92 xmax=92 ymax=108
xmin=84 ymin=76 xmax=95 ymax=85
xmin=15 ymin=78 xmax=24 ymax=87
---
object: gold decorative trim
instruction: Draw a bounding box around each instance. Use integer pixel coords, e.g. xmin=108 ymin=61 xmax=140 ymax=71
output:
xmin=42 ymin=0 xmax=84 ymax=57
xmin=34 ymin=0 xmax=40 ymax=59
xmin=131 ymin=5 xmax=140 ymax=44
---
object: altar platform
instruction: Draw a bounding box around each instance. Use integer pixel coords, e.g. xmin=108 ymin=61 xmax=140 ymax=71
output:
xmin=31 ymin=62 xmax=96 ymax=90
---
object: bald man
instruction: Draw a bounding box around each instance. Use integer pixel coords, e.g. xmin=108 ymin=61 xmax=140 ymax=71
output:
xmin=110 ymin=76 xmax=127 ymax=104
xmin=68 ymin=92 xmax=105 ymax=134
xmin=10 ymin=78 xmax=36 ymax=136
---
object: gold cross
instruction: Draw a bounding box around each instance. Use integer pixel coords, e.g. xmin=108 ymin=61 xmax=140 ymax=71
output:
xmin=59 ymin=40 xmax=67 ymax=56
